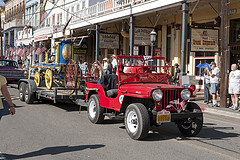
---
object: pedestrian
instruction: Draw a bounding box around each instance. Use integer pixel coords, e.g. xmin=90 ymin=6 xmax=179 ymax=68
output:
xmin=166 ymin=68 xmax=171 ymax=85
xmin=18 ymin=57 xmax=22 ymax=68
xmin=103 ymin=58 xmax=108 ymax=74
xmin=203 ymin=67 xmax=211 ymax=104
xmin=172 ymin=63 xmax=180 ymax=86
xmin=106 ymin=59 xmax=112 ymax=74
xmin=206 ymin=62 xmax=220 ymax=107
xmin=0 ymin=75 xmax=16 ymax=120
xmin=111 ymin=55 xmax=117 ymax=74
xmin=228 ymin=64 xmax=240 ymax=111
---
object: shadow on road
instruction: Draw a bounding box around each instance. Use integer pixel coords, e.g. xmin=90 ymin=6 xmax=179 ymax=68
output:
xmin=3 ymin=144 xmax=105 ymax=160
xmin=1 ymin=99 xmax=23 ymax=118
xmin=143 ymin=122 xmax=240 ymax=142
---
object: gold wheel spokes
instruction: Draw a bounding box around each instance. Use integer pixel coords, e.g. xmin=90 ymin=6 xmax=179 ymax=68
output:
xmin=45 ymin=69 xmax=53 ymax=90
xmin=34 ymin=72 xmax=41 ymax=87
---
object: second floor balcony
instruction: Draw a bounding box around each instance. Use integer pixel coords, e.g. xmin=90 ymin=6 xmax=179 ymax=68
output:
xmin=4 ymin=18 xmax=24 ymax=30
xmin=69 ymin=0 xmax=197 ymax=30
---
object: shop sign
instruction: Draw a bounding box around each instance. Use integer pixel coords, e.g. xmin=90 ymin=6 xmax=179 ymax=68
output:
xmin=99 ymin=33 xmax=119 ymax=49
xmin=154 ymin=48 xmax=161 ymax=57
xmin=34 ymin=35 xmax=49 ymax=42
xmin=53 ymin=25 xmax=64 ymax=33
xmin=191 ymin=28 xmax=219 ymax=52
xmin=134 ymin=28 xmax=152 ymax=46
xmin=74 ymin=42 xmax=88 ymax=54
xmin=133 ymin=46 xmax=139 ymax=55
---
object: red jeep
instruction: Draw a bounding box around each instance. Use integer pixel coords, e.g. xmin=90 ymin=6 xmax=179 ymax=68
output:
xmin=85 ymin=56 xmax=203 ymax=140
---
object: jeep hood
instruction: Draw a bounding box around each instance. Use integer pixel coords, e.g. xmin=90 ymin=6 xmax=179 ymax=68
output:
xmin=120 ymin=83 xmax=183 ymax=96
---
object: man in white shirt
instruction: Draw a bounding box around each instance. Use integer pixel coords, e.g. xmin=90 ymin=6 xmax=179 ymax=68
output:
xmin=111 ymin=55 xmax=117 ymax=74
xmin=207 ymin=62 xmax=220 ymax=107
xmin=228 ymin=64 xmax=240 ymax=111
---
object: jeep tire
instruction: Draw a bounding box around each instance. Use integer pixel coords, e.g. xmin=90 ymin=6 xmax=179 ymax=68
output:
xmin=177 ymin=102 xmax=203 ymax=136
xmin=88 ymin=94 xmax=105 ymax=124
xmin=125 ymin=103 xmax=150 ymax=140
xmin=19 ymin=82 xmax=26 ymax=102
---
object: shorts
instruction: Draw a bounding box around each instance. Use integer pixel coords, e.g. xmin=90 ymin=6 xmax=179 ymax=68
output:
xmin=210 ymin=83 xmax=219 ymax=94
xmin=229 ymin=83 xmax=240 ymax=94
xmin=0 ymin=109 xmax=3 ymax=120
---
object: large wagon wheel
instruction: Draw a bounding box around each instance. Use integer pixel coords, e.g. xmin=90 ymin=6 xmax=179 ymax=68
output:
xmin=64 ymin=60 xmax=78 ymax=88
xmin=34 ymin=72 xmax=41 ymax=87
xmin=45 ymin=69 xmax=53 ymax=90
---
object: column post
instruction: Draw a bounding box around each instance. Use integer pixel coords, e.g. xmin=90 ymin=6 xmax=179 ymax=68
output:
xmin=95 ymin=24 xmax=100 ymax=61
xmin=180 ymin=2 xmax=189 ymax=78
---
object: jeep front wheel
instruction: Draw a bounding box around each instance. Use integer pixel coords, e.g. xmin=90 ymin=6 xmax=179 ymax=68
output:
xmin=125 ymin=103 xmax=150 ymax=140
xmin=87 ymin=94 xmax=105 ymax=124
xmin=177 ymin=102 xmax=203 ymax=136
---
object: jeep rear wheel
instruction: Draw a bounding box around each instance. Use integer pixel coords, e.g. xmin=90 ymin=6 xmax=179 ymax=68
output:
xmin=177 ymin=102 xmax=203 ymax=136
xmin=125 ymin=103 xmax=150 ymax=140
xmin=87 ymin=94 xmax=105 ymax=124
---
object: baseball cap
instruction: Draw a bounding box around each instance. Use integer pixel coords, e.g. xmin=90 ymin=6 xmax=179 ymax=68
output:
xmin=210 ymin=62 xmax=216 ymax=66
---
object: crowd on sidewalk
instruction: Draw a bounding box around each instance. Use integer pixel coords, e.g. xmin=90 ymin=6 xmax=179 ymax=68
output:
xmin=203 ymin=61 xmax=240 ymax=112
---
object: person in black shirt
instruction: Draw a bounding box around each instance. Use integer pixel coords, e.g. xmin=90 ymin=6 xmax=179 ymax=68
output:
xmin=17 ymin=57 xmax=22 ymax=68
xmin=173 ymin=63 xmax=181 ymax=86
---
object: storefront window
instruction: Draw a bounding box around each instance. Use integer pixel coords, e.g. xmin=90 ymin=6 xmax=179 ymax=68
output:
xmin=230 ymin=19 xmax=240 ymax=44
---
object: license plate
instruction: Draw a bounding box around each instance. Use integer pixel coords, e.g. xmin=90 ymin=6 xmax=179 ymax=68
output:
xmin=157 ymin=110 xmax=171 ymax=123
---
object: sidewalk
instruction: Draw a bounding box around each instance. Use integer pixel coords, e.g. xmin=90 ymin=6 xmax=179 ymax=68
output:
xmin=192 ymin=92 xmax=240 ymax=119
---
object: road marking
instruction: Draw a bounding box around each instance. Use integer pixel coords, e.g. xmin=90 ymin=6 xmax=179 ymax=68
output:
xmin=0 ymin=152 xmax=7 ymax=160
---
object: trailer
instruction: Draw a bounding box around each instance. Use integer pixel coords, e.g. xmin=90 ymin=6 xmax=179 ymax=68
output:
xmin=14 ymin=79 xmax=88 ymax=105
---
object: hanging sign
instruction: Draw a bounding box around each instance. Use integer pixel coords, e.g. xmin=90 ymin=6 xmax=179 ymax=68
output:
xmin=99 ymin=33 xmax=119 ymax=49
xmin=191 ymin=28 xmax=219 ymax=52
xmin=134 ymin=28 xmax=152 ymax=46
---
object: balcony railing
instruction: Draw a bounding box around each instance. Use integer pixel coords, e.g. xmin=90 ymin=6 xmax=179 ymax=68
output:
xmin=71 ymin=0 xmax=150 ymax=23
xmin=4 ymin=18 xmax=24 ymax=30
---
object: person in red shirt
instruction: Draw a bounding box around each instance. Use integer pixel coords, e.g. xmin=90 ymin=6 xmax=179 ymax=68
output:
xmin=131 ymin=59 xmax=149 ymax=73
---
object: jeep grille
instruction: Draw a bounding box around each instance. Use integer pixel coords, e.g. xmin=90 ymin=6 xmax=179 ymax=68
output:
xmin=161 ymin=89 xmax=182 ymax=108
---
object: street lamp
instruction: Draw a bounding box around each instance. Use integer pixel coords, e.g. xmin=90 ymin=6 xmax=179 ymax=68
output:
xmin=150 ymin=29 xmax=157 ymax=56
xmin=0 ymin=0 xmax=5 ymax=57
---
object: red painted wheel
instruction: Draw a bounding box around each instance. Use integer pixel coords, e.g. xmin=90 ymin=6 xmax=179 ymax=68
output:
xmin=64 ymin=60 xmax=78 ymax=88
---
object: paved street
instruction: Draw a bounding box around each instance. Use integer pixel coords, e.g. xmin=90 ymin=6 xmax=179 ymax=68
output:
xmin=0 ymin=87 xmax=240 ymax=160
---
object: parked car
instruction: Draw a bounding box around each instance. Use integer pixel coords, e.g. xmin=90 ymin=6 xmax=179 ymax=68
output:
xmin=0 ymin=59 xmax=27 ymax=82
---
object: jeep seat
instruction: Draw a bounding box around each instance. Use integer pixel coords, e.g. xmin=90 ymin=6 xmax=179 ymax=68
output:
xmin=106 ymin=89 xmax=118 ymax=98
xmin=100 ymin=74 xmax=119 ymax=98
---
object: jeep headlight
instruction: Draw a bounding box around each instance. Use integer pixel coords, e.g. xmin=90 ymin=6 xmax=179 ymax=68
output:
xmin=152 ymin=89 xmax=163 ymax=101
xmin=181 ymin=89 xmax=191 ymax=100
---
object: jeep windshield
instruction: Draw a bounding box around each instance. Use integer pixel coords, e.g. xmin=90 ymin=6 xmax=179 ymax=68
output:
xmin=117 ymin=56 xmax=170 ymax=85
xmin=117 ymin=56 xmax=170 ymax=74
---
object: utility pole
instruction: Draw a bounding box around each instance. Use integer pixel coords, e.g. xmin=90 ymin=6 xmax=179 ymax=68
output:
xmin=180 ymin=2 xmax=189 ymax=78
xmin=220 ymin=0 xmax=229 ymax=108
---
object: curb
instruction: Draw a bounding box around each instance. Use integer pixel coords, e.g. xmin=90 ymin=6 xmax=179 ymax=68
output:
xmin=200 ymin=106 xmax=240 ymax=119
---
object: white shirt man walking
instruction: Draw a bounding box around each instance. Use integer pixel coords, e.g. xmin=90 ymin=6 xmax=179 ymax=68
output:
xmin=229 ymin=64 xmax=240 ymax=111
xmin=207 ymin=62 xmax=220 ymax=107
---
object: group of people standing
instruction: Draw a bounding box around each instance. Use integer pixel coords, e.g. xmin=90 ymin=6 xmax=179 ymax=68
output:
xmin=204 ymin=62 xmax=240 ymax=111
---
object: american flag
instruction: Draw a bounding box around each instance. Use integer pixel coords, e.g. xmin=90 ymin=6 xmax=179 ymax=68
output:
xmin=26 ymin=44 xmax=35 ymax=56
xmin=5 ymin=45 xmax=10 ymax=57
xmin=20 ymin=44 xmax=27 ymax=57
xmin=9 ymin=46 xmax=16 ymax=57
xmin=41 ymin=10 xmax=48 ymax=22
xmin=17 ymin=45 xmax=23 ymax=56
xmin=35 ymin=44 xmax=47 ymax=55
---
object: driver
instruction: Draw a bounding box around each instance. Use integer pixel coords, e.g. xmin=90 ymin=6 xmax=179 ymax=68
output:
xmin=131 ymin=59 xmax=149 ymax=73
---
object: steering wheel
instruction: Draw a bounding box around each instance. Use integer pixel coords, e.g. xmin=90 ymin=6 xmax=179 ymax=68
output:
xmin=144 ymin=70 xmax=152 ymax=73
